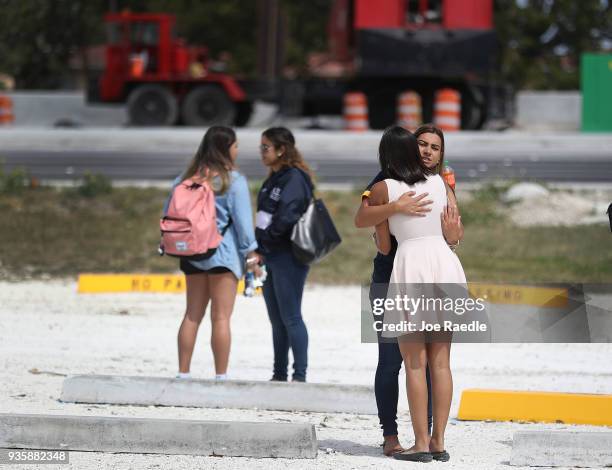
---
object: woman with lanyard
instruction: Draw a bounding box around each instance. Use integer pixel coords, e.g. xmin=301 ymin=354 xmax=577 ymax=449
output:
xmin=255 ymin=127 xmax=315 ymax=383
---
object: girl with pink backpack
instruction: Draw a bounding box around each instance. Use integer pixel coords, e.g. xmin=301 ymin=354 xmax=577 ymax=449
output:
xmin=163 ymin=126 xmax=260 ymax=380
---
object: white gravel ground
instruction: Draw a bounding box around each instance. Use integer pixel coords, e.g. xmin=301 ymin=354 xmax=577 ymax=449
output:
xmin=504 ymin=185 xmax=612 ymax=227
xmin=1 ymin=280 xmax=611 ymax=469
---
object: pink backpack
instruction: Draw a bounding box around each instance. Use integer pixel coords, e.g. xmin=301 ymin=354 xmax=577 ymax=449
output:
xmin=159 ymin=177 xmax=229 ymax=260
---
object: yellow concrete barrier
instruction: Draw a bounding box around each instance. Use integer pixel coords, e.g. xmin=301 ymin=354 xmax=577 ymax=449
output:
xmin=78 ymin=273 xmax=256 ymax=295
xmin=78 ymin=274 xmax=186 ymax=293
xmin=77 ymin=276 xmax=562 ymax=304
xmin=468 ymin=283 xmax=568 ymax=308
xmin=457 ymin=389 xmax=612 ymax=426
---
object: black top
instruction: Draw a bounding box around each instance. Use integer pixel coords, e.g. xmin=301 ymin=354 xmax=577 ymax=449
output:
xmin=365 ymin=171 xmax=398 ymax=283
xmin=255 ymin=167 xmax=313 ymax=255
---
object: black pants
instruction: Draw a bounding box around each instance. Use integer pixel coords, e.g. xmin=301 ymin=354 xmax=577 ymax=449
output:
xmin=371 ymin=282 xmax=433 ymax=437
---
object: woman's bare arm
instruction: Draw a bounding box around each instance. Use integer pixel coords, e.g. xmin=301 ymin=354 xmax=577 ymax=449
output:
xmin=368 ymin=181 xmax=392 ymax=255
xmin=354 ymin=197 xmax=397 ymax=228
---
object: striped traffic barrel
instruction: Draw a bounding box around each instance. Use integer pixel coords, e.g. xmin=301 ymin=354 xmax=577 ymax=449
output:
xmin=0 ymin=94 xmax=14 ymax=125
xmin=397 ymin=91 xmax=422 ymax=131
xmin=343 ymin=92 xmax=368 ymax=132
xmin=434 ymin=88 xmax=461 ymax=131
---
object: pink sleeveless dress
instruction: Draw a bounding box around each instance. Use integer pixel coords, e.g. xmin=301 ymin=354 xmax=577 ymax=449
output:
xmin=385 ymin=174 xmax=466 ymax=284
xmin=381 ymin=175 xmax=467 ymax=338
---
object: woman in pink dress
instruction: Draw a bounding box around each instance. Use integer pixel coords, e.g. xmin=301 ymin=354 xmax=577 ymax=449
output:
xmin=368 ymin=126 xmax=466 ymax=463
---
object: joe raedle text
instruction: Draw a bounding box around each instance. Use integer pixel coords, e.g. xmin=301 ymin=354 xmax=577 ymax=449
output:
xmin=373 ymin=319 xmax=488 ymax=333
xmin=371 ymin=293 xmax=488 ymax=333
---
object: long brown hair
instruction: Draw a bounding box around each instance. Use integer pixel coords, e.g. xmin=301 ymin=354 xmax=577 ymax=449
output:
xmin=262 ymin=127 xmax=314 ymax=181
xmin=183 ymin=126 xmax=235 ymax=193
xmin=414 ymin=124 xmax=445 ymax=175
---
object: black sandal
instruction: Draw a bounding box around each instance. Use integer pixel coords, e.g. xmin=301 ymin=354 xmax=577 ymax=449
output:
xmin=431 ymin=450 xmax=450 ymax=462
xmin=393 ymin=450 xmax=433 ymax=462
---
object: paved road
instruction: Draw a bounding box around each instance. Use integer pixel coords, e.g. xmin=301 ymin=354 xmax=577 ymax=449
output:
xmin=4 ymin=149 xmax=612 ymax=184
xmin=2 ymin=129 xmax=612 ymax=183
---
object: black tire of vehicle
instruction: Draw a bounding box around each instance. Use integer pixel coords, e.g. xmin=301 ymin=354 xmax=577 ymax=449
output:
xmin=234 ymin=101 xmax=254 ymax=127
xmin=127 ymin=84 xmax=178 ymax=126
xmin=181 ymin=86 xmax=236 ymax=127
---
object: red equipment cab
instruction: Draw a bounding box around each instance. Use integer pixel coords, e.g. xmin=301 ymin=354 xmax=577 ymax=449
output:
xmin=90 ymin=12 xmax=250 ymax=127
xmin=322 ymin=0 xmax=500 ymax=129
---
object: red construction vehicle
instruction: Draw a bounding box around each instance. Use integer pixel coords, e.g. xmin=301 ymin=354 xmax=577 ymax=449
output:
xmin=88 ymin=0 xmax=510 ymax=129
xmin=88 ymin=12 xmax=252 ymax=126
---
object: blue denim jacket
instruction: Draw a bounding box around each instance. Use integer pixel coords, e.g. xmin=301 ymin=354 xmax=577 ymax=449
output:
xmin=165 ymin=170 xmax=257 ymax=279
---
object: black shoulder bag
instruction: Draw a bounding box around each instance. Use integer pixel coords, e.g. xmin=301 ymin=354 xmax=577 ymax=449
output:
xmin=290 ymin=172 xmax=342 ymax=265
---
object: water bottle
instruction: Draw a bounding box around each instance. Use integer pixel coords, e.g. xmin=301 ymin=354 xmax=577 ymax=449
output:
xmin=244 ymin=271 xmax=256 ymax=297
xmin=255 ymin=265 xmax=267 ymax=286
xmin=442 ymin=162 xmax=456 ymax=191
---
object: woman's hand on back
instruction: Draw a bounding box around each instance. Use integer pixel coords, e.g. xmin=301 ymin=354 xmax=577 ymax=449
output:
xmin=394 ymin=191 xmax=433 ymax=217
xmin=441 ymin=204 xmax=462 ymax=245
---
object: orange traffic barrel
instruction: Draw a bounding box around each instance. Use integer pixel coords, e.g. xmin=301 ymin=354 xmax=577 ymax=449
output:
xmin=343 ymin=92 xmax=368 ymax=132
xmin=397 ymin=90 xmax=422 ymax=131
xmin=433 ymin=88 xmax=461 ymax=131
xmin=0 ymin=94 xmax=14 ymax=125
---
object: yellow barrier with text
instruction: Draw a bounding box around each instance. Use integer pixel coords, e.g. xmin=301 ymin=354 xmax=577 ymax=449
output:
xmin=468 ymin=283 xmax=568 ymax=308
xmin=78 ymin=275 xmax=566 ymax=305
xmin=458 ymin=389 xmax=612 ymax=426
xmin=77 ymin=273 xmax=258 ymax=295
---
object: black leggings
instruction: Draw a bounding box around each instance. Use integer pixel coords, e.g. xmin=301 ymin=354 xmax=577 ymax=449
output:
xmin=370 ymin=283 xmax=433 ymax=437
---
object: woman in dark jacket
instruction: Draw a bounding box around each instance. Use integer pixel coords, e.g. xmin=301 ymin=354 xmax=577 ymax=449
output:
xmin=255 ymin=127 xmax=314 ymax=382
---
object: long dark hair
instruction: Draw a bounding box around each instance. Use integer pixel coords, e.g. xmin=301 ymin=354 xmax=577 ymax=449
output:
xmin=414 ymin=123 xmax=445 ymax=175
xmin=379 ymin=126 xmax=433 ymax=185
xmin=183 ymin=126 xmax=235 ymax=193
xmin=262 ymin=127 xmax=314 ymax=181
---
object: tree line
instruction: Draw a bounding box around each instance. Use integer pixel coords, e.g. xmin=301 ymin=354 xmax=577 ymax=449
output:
xmin=0 ymin=0 xmax=609 ymax=91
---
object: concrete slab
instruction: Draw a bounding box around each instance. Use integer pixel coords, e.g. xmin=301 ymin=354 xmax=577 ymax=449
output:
xmin=515 ymin=91 xmax=581 ymax=131
xmin=510 ymin=431 xmax=612 ymax=467
xmin=3 ymin=128 xmax=612 ymax=161
xmin=0 ymin=413 xmax=317 ymax=459
xmin=8 ymin=92 xmax=126 ymax=127
xmin=60 ymin=375 xmax=378 ymax=415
